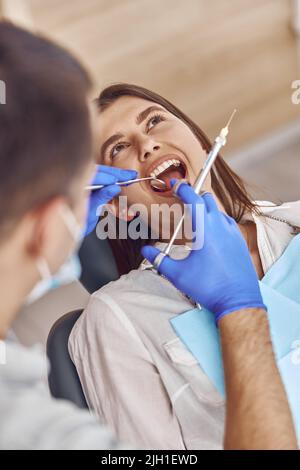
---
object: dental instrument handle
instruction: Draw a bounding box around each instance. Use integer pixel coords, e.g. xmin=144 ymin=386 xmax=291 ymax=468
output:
xmin=164 ymin=215 xmax=185 ymax=256
xmin=86 ymin=179 xmax=141 ymax=190
xmin=163 ymin=145 xmax=220 ymax=256
xmin=162 ymin=109 xmax=236 ymax=257
xmin=163 ymin=149 xmax=217 ymax=256
xmin=86 ymin=176 xmax=166 ymax=191
xmin=86 ymin=180 xmax=138 ymax=190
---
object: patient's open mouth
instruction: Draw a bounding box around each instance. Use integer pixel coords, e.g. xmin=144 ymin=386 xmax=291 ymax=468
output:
xmin=148 ymin=157 xmax=187 ymax=193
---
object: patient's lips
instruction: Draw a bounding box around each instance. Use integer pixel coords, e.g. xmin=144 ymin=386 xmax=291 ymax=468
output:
xmin=148 ymin=157 xmax=187 ymax=193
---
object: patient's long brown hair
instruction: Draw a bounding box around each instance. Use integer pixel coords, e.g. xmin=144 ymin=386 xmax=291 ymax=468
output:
xmin=96 ymin=84 xmax=260 ymax=275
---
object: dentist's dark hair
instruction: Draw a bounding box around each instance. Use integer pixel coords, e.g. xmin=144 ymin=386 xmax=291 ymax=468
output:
xmin=0 ymin=22 xmax=92 ymax=238
xmin=96 ymin=83 xmax=260 ymax=275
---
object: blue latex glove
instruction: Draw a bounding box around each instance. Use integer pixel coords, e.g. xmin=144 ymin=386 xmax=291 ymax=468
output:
xmin=142 ymin=181 xmax=267 ymax=323
xmin=85 ymin=165 xmax=138 ymax=236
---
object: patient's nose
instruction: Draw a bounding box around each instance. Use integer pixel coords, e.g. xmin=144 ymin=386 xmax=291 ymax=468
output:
xmin=140 ymin=138 xmax=160 ymax=162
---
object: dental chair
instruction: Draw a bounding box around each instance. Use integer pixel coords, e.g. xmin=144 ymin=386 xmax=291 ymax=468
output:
xmin=47 ymin=309 xmax=87 ymax=408
xmin=47 ymin=231 xmax=119 ymax=407
xmin=79 ymin=229 xmax=119 ymax=293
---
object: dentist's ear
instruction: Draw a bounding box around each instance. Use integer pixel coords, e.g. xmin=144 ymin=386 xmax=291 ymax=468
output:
xmin=25 ymin=198 xmax=64 ymax=254
xmin=106 ymin=196 xmax=135 ymax=222
xmin=24 ymin=197 xmax=73 ymax=271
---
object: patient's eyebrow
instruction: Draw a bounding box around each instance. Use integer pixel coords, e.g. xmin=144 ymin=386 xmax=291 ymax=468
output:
xmin=101 ymin=133 xmax=124 ymax=158
xmin=136 ymin=106 xmax=166 ymax=125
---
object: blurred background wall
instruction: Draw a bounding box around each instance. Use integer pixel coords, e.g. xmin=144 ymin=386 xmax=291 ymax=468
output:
xmin=1 ymin=0 xmax=299 ymax=201
xmin=1 ymin=0 xmax=299 ymax=344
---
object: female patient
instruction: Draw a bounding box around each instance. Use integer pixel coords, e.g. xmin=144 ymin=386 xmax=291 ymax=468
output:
xmin=69 ymin=84 xmax=300 ymax=449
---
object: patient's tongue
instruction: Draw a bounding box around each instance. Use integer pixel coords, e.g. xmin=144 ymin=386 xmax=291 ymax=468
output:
xmin=160 ymin=168 xmax=183 ymax=189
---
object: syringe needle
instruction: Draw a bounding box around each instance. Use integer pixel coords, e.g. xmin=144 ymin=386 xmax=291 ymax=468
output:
xmin=221 ymin=108 xmax=237 ymax=138
xmin=151 ymin=109 xmax=237 ymax=264
xmin=225 ymin=108 xmax=237 ymax=129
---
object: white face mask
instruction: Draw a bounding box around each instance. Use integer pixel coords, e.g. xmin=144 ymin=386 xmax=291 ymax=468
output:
xmin=26 ymin=204 xmax=84 ymax=305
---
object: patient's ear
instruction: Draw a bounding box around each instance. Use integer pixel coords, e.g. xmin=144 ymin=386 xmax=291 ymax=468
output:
xmin=106 ymin=196 xmax=135 ymax=222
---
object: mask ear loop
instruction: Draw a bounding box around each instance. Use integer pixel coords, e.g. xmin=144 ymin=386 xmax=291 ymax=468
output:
xmin=36 ymin=256 xmax=51 ymax=281
xmin=58 ymin=204 xmax=82 ymax=242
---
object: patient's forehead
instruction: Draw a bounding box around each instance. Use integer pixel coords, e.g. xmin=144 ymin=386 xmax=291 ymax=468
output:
xmin=98 ymin=96 xmax=162 ymax=142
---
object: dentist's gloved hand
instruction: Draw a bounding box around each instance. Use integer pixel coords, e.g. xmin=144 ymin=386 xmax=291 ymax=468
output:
xmin=142 ymin=181 xmax=267 ymax=324
xmin=85 ymin=165 xmax=138 ymax=236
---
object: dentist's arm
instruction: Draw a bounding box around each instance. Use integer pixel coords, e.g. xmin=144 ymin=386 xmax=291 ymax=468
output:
xmin=220 ymin=308 xmax=296 ymax=450
xmin=142 ymin=183 xmax=297 ymax=450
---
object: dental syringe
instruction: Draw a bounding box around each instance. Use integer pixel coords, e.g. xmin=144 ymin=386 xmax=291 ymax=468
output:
xmin=159 ymin=109 xmax=237 ymax=259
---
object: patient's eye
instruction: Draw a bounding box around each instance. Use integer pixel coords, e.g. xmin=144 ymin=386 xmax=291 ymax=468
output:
xmin=146 ymin=113 xmax=165 ymax=132
xmin=110 ymin=142 xmax=130 ymax=159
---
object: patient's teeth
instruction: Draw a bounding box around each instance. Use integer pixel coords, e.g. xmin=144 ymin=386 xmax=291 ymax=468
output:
xmin=156 ymin=164 xmax=166 ymax=175
xmin=149 ymin=158 xmax=183 ymax=180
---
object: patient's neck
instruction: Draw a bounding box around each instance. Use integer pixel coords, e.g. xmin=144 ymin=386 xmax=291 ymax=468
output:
xmin=159 ymin=194 xmax=264 ymax=279
xmin=238 ymin=221 xmax=264 ymax=279
xmin=160 ymin=191 xmax=226 ymax=246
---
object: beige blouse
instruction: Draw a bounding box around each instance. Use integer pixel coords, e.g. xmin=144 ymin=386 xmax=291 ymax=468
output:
xmin=69 ymin=200 xmax=300 ymax=449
